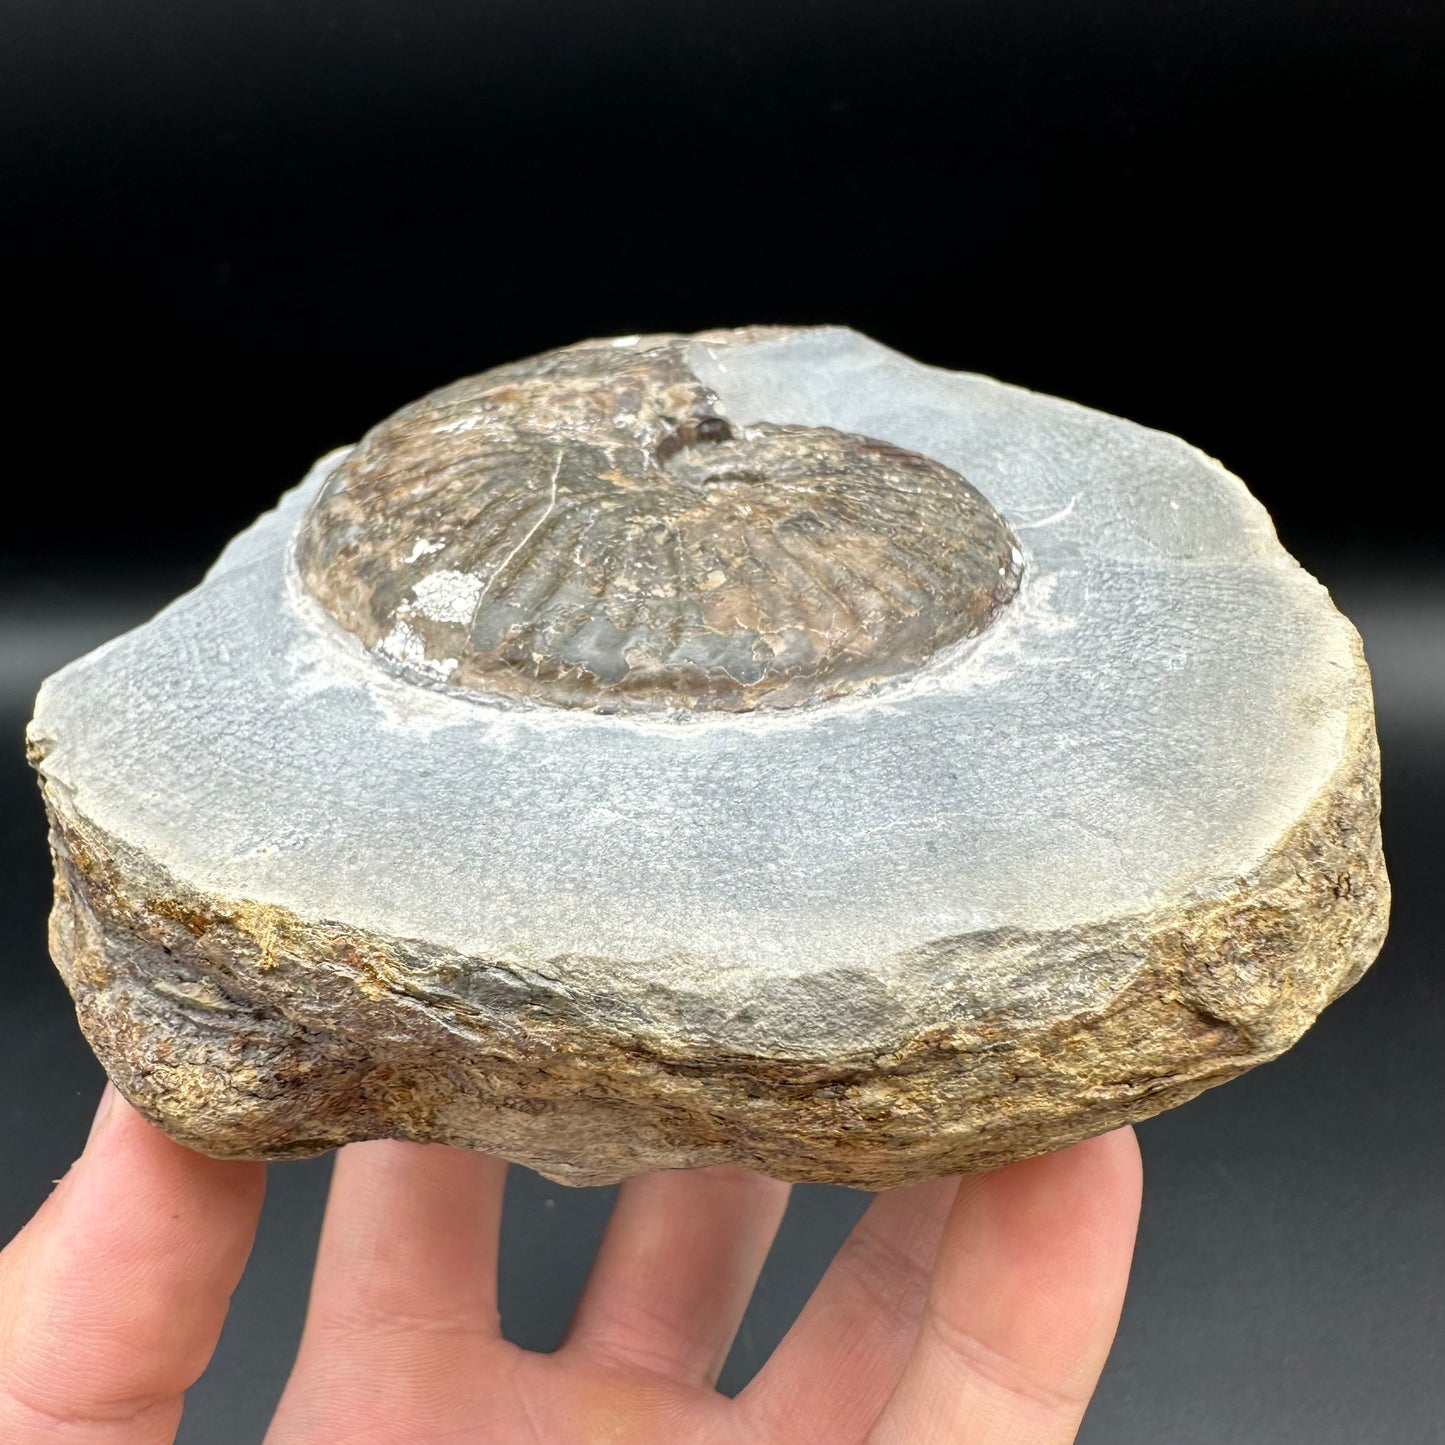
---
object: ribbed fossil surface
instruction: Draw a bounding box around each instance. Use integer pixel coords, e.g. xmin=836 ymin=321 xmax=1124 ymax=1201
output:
xmin=297 ymin=333 xmax=1023 ymax=712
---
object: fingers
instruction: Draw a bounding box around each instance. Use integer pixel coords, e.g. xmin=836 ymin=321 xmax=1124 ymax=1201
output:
xmin=737 ymin=1176 xmax=961 ymax=1442
xmin=563 ymin=1165 xmax=792 ymax=1386
xmin=265 ymin=1139 xmax=510 ymax=1445
xmin=0 ymin=1084 xmax=266 ymax=1445
xmin=869 ymin=1128 xmax=1143 ymax=1445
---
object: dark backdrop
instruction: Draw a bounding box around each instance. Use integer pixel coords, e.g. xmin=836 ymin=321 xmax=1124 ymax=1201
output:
xmin=4 ymin=0 xmax=1441 ymax=588
xmin=3 ymin=5 xmax=1441 ymax=1443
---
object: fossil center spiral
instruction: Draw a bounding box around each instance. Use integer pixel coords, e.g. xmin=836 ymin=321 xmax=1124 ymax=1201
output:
xmin=295 ymin=330 xmax=1023 ymax=713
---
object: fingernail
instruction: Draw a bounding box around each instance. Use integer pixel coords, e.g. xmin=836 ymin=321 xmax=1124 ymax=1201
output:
xmin=85 ymin=1082 xmax=117 ymax=1149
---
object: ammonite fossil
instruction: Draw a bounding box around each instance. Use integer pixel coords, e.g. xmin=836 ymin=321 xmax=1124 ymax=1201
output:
xmin=28 ymin=325 xmax=1387 ymax=1189
xmin=296 ymin=333 xmax=1023 ymax=712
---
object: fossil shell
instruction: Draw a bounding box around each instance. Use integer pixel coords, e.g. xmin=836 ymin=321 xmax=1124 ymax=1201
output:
xmin=296 ymin=333 xmax=1023 ymax=712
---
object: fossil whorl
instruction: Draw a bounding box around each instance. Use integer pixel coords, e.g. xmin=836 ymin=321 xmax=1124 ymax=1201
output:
xmin=296 ymin=330 xmax=1024 ymax=713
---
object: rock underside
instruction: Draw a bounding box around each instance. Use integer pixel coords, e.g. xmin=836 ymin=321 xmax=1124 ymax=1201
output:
xmin=31 ymin=680 xmax=1386 ymax=1189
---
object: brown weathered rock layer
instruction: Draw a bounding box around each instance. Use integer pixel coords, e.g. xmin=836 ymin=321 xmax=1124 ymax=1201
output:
xmin=32 ymin=644 xmax=1386 ymax=1189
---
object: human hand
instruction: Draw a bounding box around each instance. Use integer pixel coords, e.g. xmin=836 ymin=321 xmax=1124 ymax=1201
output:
xmin=0 ymin=1085 xmax=1141 ymax=1444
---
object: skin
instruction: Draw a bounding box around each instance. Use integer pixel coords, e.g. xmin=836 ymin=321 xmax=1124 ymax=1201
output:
xmin=0 ymin=1086 xmax=1141 ymax=1444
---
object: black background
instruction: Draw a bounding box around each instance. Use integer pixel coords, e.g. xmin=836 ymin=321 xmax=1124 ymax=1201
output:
xmin=4 ymin=0 xmax=1440 ymax=588
xmin=2 ymin=4 xmax=1441 ymax=1443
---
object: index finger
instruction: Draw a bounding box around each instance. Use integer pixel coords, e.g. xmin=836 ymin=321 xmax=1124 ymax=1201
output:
xmin=0 ymin=1085 xmax=266 ymax=1445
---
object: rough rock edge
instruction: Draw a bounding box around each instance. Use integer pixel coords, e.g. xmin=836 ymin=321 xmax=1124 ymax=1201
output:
xmin=27 ymin=632 xmax=1388 ymax=1190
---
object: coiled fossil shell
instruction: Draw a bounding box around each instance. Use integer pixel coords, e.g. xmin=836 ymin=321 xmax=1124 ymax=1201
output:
xmin=296 ymin=331 xmax=1023 ymax=712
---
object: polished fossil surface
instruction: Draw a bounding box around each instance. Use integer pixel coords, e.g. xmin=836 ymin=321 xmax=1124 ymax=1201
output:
xmin=28 ymin=326 xmax=1388 ymax=1187
xmin=297 ymin=333 xmax=1021 ymax=713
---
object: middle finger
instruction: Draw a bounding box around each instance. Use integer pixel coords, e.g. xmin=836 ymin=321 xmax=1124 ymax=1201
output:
xmin=563 ymin=1164 xmax=791 ymax=1387
xmin=265 ymin=1139 xmax=509 ymax=1444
